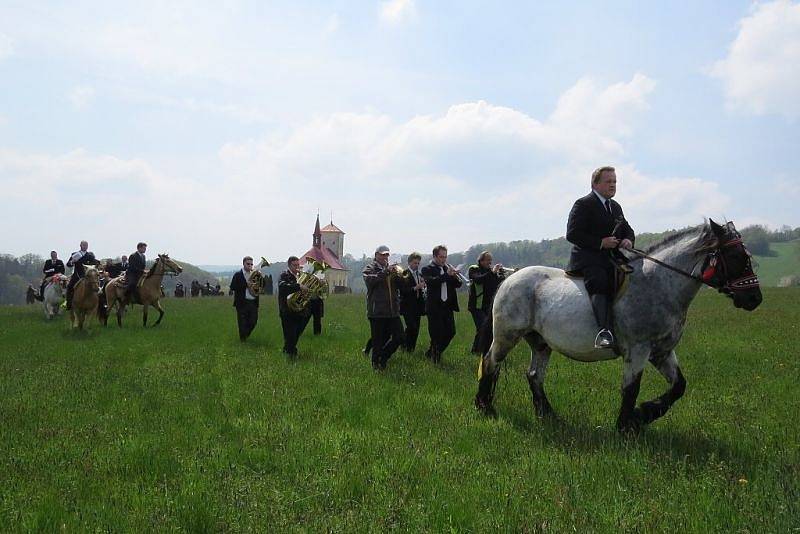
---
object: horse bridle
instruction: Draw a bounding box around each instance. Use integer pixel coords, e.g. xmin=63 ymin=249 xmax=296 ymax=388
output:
xmin=628 ymin=233 xmax=760 ymax=295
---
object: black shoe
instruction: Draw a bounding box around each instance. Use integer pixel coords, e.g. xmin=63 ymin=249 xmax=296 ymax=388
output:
xmin=594 ymin=329 xmax=615 ymax=349
xmin=425 ymin=348 xmax=432 ymax=359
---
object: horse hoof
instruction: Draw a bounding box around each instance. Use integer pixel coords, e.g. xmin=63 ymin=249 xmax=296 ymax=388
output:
xmin=475 ymin=397 xmax=496 ymax=417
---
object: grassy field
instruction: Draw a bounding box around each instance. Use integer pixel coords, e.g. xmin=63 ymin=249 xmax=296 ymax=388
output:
xmin=754 ymin=240 xmax=800 ymax=286
xmin=1 ymin=290 xmax=798 ymax=532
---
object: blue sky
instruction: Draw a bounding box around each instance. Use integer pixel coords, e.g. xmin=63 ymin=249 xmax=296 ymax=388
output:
xmin=1 ymin=0 xmax=798 ymax=263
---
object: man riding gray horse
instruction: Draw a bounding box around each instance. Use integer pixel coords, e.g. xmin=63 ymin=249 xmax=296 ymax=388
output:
xmin=566 ymin=166 xmax=635 ymax=349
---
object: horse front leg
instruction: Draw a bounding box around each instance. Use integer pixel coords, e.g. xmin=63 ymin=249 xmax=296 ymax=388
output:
xmin=152 ymin=301 xmax=165 ymax=326
xmin=638 ymin=350 xmax=687 ymax=425
xmin=142 ymin=304 xmax=148 ymax=327
xmin=524 ymin=333 xmax=554 ymax=418
xmin=617 ymin=345 xmax=649 ymax=434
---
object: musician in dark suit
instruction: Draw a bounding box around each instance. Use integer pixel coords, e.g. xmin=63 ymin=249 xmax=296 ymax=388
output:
xmin=398 ymin=252 xmax=426 ymax=352
xmin=65 ymin=241 xmax=99 ymax=309
xmin=363 ymin=245 xmax=405 ymax=370
xmin=566 ymin=166 xmax=635 ymax=348
xmin=125 ymin=243 xmax=147 ymax=300
xmin=467 ymin=251 xmax=507 ymax=354
xmin=421 ymin=245 xmax=462 ymax=363
xmin=278 ymin=256 xmax=311 ymax=356
xmin=37 ymin=250 xmax=65 ymax=301
xmin=229 ymin=256 xmax=259 ymax=341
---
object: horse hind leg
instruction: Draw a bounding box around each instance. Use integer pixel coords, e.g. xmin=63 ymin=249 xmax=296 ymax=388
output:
xmin=475 ymin=331 xmax=521 ymax=414
xmin=524 ymin=332 xmax=554 ymax=418
xmin=142 ymin=304 xmax=149 ymax=327
xmin=637 ymin=350 xmax=687 ymax=426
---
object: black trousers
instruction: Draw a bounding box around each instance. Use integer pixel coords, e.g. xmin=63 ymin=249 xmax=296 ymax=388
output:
xmin=310 ymin=300 xmax=323 ymax=335
xmin=582 ymin=262 xmax=615 ymax=296
xmin=369 ymin=317 xmax=404 ymax=366
xmin=427 ymin=306 xmax=456 ymax=358
xmin=401 ymin=312 xmax=422 ymax=351
xmin=236 ymin=300 xmax=259 ymax=340
xmin=281 ymin=313 xmax=310 ymax=355
xmin=469 ymin=309 xmax=488 ymax=353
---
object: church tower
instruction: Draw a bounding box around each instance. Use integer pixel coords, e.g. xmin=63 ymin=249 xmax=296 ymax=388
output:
xmin=320 ymin=219 xmax=345 ymax=260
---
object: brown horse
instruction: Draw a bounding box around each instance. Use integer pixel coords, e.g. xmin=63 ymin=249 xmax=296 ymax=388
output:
xmin=103 ymin=254 xmax=183 ymax=327
xmin=70 ymin=266 xmax=100 ymax=330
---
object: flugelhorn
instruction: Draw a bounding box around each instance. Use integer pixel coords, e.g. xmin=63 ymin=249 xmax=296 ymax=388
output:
xmin=446 ymin=263 xmax=470 ymax=285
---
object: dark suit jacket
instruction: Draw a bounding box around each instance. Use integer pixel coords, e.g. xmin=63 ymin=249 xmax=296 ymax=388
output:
xmin=43 ymin=259 xmax=65 ymax=278
xmin=278 ymin=270 xmax=308 ymax=317
xmin=128 ymin=252 xmax=146 ymax=276
xmin=106 ymin=262 xmax=127 ymax=278
xmin=566 ymin=192 xmax=635 ymax=272
xmin=67 ymin=251 xmax=96 ymax=278
xmin=399 ymin=268 xmax=426 ymax=316
xmin=230 ymin=270 xmax=259 ymax=308
xmin=421 ymin=262 xmax=462 ymax=313
xmin=467 ymin=266 xmax=504 ymax=312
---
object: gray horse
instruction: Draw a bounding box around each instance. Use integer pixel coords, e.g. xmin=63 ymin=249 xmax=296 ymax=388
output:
xmin=475 ymin=220 xmax=762 ymax=433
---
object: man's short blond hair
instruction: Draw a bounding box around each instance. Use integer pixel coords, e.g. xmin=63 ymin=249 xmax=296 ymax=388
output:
xmin=591 ymin=166 xmax=616 ymax=185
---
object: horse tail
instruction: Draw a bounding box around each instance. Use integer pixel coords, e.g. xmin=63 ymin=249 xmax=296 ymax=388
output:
xmin=476 ymin=303 xmax=494 ymax=356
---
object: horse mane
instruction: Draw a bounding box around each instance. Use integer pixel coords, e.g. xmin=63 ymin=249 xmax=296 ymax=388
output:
xmin=643 ymin=222 xmax=718 ymax=256
xmin=145 ymin=256 xmax=160 ymax=279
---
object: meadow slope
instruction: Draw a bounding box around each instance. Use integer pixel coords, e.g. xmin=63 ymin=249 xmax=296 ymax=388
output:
xmin=0 ymin=290 xmax=798 ymax=531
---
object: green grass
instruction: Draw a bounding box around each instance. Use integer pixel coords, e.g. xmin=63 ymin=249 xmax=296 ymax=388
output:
xmin=1 ymin=290 xmax=798 ymax=531
xmin=753 ymin=240 xmax=800 ymax=286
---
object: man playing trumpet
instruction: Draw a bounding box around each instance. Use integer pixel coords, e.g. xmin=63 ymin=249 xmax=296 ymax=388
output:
xmin=467 ymin=251 xmax=508 ymax=354
xmin=363 ymin=245 xmax=405 ymax=370
xmin=421 ymin=245 xmax=462 ymax=363
xmin=399 ymin=252 xmax=426 ymax=353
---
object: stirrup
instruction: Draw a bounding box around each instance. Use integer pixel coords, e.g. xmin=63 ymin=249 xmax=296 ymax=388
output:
xmin=594 ymin=329 xmax=615 ymax=349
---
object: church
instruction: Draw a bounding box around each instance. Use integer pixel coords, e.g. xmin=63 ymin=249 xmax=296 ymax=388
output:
xmin=299 ymin=215 xmax=349 ymax=291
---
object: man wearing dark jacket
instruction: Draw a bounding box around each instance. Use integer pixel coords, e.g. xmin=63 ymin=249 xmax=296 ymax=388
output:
xmin=398 ymin=252 xmax=426 ymax=352
xmin=37 ymin=250 xmax=65 ymax=301
xmin=467 ymin=251 xmax=507 ymax=354
xmin=229 ymin=256 xmax=260 ymax=341
xmin=421 ymin=245 xmax=463 ymax=363
xmin=106 ymin=255 xmax=128 ymax=279
xmin=65 ymin=240 xmax=96 ymax=310
xmin=363 ymin=245 xmax=405 ymax=370
xmin=566 ymin=166 xmax=635 ymax=348
xmin=125 ymin=243 xmax=147 ymax=301
xmin=278 ymin=256 xmax=311 ymax=356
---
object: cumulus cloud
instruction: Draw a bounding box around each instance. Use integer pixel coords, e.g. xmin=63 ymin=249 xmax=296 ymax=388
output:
xmin=0 ymin=74 xmax=729 ymax=262
xmin=68 ymin=85 xmax=96 ymax=110
xmin=711 ymin=0 xmax=800 ymax=120
xmin=379 ymin=0 xmax=417 ymax=25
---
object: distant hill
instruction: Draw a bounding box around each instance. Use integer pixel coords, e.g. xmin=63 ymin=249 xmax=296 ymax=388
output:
xmin=751 ymin=240 xmax=800 ymax=286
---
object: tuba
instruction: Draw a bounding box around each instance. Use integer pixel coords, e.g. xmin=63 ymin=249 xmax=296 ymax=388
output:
xmin=286 ymin=257 xmax=330 ymax=313
xmin=247 ymin=257 xmax=271 ymax=295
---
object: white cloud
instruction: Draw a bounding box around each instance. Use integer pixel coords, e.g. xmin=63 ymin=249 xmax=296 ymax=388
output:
xmin=0 ymin=75 xmax=730 ymax=262
xmin=711 ymin=0 xmax=800 ymax=120
xmin=0 ymin=32 xmax=12 ymax=61
xmin=379 ymin=0 xmax=417 ymax=25
xmin=68 ymin=85 xmax=96 ymax=110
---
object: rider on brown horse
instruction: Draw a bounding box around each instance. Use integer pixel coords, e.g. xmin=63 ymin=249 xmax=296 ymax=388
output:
xmin=125 ymin=243 xmax=147 ymax=302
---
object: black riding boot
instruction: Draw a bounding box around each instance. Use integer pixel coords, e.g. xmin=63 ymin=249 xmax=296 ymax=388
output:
xmin=590 ymin=294 xmax=614 ymax=348
xmin=36 ymin=281 xmax=46 ymax=301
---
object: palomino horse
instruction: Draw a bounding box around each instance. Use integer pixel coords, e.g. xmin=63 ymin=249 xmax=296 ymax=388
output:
xmin=475 ymin=220 xmax=762 ymax=433
xmin=42 ymin=274 xmax=68 ymax=320
xmin=70 ymin=266 xmax=100 ymax=330
xmin=103 ymin=254 xmax=183 ymax=327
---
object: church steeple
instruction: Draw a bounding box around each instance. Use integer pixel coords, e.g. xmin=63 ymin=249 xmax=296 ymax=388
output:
xmin=313 ymin=213 xmax=322 ymax=248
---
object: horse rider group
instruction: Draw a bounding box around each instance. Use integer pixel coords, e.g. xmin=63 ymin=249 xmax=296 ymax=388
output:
xmin=36 ymin=241 xmax=150 ymax=310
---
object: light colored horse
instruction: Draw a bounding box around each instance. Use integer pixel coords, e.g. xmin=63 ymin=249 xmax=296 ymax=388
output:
xmin=475 ymin=220 xmax=762 ymax=433
xmin=70 ymin=266 xmax=100 ymax=330
xmin=103 ymin=254 xmax=183 ymax=327
xmin=42 ymin=274 xmax=68 ymax=320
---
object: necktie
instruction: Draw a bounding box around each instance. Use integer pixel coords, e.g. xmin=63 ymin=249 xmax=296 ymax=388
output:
xmin=604 ymin=199 xmax=612 ymax=215
xmin=440 ymin=266 xmax=447 ymax=302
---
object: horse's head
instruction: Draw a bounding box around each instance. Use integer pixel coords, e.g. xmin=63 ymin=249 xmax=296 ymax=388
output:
xmin=158 ymin=254 xmax=184 ymax=275
xmin=84 ymin=265 xmax=100 ymax=291
xmin=702 ymin=220 xmax=762 ymax=311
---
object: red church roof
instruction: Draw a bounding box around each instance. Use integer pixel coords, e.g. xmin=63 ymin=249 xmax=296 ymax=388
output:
xmin=299 ymin=246 xmax=346 ymax=271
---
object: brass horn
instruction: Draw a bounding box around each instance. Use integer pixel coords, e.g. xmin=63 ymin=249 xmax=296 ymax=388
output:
xmin=247 ymin=257 xmax=272 ymax=295
xmin=286 ymin=257 xmax=331 ymax=313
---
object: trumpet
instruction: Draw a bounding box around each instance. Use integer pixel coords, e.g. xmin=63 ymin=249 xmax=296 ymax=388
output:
xmin=446 ymin=263 xmax=470 ymax=285
xmin=496 ymin=266 xmax=517 ymax=275
xmin=386 ymin=263 xmax=408 ymax=278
